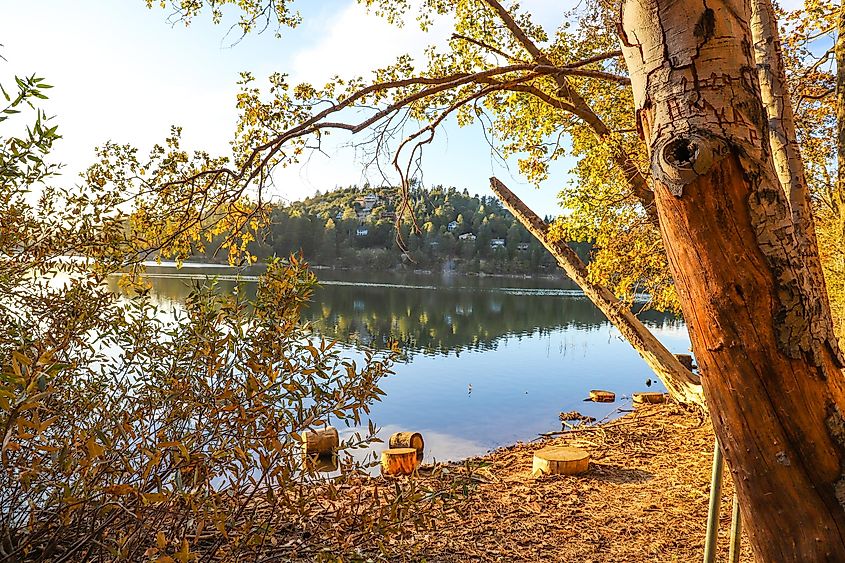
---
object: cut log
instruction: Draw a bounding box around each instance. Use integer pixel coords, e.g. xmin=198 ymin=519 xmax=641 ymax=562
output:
xmin=389 ymin=432 xmax=424 ymax=460
xmin=632 ymin=392 xmax=668 ymax=404
xmin=589 ymin=389 xmax=616 ymax=402
xmin=381 ymin=448 xmax=419 ymax=476
xmin=301 ymin=427 xmax=339 ymax=456
xmin=531 ymin=446 xmax=590 ymax=476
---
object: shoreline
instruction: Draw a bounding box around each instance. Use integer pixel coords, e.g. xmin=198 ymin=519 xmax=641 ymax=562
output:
xmin=381 ymin=404 xmax=752 ymax=562
xmin=169 ymin=259 xmax=569 ymax=282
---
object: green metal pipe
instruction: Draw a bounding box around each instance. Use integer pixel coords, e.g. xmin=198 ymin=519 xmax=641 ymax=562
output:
xmin=729 ymin=493 xmax=742 ymax=563
xmin=704 ymin=437 xmax=724 ymax=563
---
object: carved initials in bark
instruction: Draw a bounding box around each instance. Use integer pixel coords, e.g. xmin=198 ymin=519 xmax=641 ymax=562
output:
xmin=620 ymin=0 xmax=845 ymax=560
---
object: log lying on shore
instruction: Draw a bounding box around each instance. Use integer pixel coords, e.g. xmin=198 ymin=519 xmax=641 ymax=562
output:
xmin=531 ymin=446 xmax=590 ymax=476
xmin=389 ymin=432 xmax=424 ymax=460
xmin=632 ymin=392 xmax=669 ymax=404
xmin=301 ymin=427 xmax=339 ymax=456
xmin=589 ymin=390 xmax=616 ymax=402
xmin=381 ymin=448 xmax=419 ymax=476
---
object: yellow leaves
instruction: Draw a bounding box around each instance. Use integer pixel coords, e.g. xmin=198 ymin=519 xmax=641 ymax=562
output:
xmin=86 ymin=437 xmax=105 ymax=458
xmin=103 ymin=484 xmax=136 ymax=496
xmin=117 ymin=271 xmax=153 ymax=294
xmin=12 ymin=350 xmax=32 ymax=369
xmin=1 ymin=220 xmax=404 ymax=559
xmin=0 ymin=389 xmax=14 ymax=412
xmin=233 ymin=445 xmax=248 ymax=463
xmin=142 ymin=492 xmax=169 ymax=505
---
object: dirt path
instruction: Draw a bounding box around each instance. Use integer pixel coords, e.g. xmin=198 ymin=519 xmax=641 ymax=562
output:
xmin=408 ymin=404 xmax=754 ymax=562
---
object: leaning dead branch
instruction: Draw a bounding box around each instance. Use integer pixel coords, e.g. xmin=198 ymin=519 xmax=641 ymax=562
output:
xmin=489 ymin=176 xmax=704 ymax=407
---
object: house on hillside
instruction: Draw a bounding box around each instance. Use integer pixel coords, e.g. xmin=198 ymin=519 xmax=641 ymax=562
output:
xmin=356 ymin=226 xmax=369 ymax=236
xmin=459 ymin=232 xmax=477 ymax=241
xmin=356 ymin=193 xmax=380 ymax=210
xmin=490 ymin=238 xmax=506 ymax=249
xmin=447 ymin=220 xmax=459 ymax=232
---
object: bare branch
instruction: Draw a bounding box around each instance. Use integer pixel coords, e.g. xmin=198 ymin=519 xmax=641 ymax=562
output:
xmin=489 ymin=177 xmax=703 ymax=406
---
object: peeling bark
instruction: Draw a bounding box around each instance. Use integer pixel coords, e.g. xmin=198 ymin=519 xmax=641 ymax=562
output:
xmin=837 ymin=2 xmax=845 ymax=338
xmin=750 ymin=0 xmax=835 ymax=347
xmin=490 ymin=177 xmax=704 ymax=407
xmin=839 ymin=5 xmax=845 ymax=206
xmin=620 ymin=0 xmax=845 ymax=560
xmin=751 ymin=0 xmax=811 ymax=216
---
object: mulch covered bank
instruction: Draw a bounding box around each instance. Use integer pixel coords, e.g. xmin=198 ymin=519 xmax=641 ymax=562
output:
xmin=409 ymin=404 xmax=754 ymax=562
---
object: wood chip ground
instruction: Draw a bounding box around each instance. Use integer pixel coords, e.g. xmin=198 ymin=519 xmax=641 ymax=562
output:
xmin=405 ymin=404 xmax=755 ymax=562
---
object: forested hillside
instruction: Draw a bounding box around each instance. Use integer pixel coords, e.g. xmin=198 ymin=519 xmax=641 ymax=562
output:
xmin=225 ymin=185 xmax=591 ymax=274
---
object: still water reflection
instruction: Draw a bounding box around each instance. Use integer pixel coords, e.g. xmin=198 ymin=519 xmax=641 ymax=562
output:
xmin=129 ymin=266 xmax=691 ymax=460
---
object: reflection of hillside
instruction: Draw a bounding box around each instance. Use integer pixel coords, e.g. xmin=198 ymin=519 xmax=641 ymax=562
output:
xmin=115 ymin=269 xmax=682 ymax=358
xmin=304 ymin=282 xmax=680 ymax=358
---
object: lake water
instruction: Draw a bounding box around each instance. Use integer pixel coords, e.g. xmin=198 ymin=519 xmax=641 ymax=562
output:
xmin=129 ymin=265 xmax=691 ymax=462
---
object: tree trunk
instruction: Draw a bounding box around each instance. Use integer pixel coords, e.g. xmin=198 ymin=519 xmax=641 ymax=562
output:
xmin=619 ymin=1 xmax=845 ymax=560
xmin=837 ymin=2 xmax=845 ymax=339
xmin=490 ymin=177 xmax=704 ymax=407
xmin=380 ymin=448 xmax=418 ymax=476
xmin=838 ymin=4 xmax=845 ymax=209
xmin=750 ymin=0 xmax=832 ymax=329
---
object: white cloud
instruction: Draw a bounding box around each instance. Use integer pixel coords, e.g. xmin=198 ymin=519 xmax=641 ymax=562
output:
xmin=1 ymin=1 xmax=244 ymax=180
xmin=0 ymin=0 xmax=581 ymax=214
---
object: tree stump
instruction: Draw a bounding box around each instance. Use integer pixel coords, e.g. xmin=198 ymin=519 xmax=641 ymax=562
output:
xmin=531 ymin=446 xmax=590 ymax=476
xmin=632 ymin=392 xmax=668 ymax=404
xmin=589 ymin=389 xmax=616 ymax=402
xmin=381 ymin=448 xmax=419 ymax=476
xmin=301 ymin=427 xmax=339 ymax=456
xmin=388 ymin=432 xmax=424 ymax=460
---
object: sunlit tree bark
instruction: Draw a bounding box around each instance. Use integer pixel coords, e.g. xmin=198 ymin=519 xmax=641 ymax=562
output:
xmin=751 ymin=0 xmax=830 ymax=317
xmin=620 ymin=0 xmax=845 ymax=559
xmin=838 ymin=5 xmax=845 ymax=207
xmin=837 ymin=2 xmax=845 ymax=337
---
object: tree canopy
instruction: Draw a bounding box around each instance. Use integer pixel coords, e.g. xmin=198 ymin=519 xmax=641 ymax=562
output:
xmin=3 ymin=0 xmax=844 ymax=559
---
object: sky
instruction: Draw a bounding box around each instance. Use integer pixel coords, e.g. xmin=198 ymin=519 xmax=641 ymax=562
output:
xmin=11 ymin=0 xmax=774 ymax=218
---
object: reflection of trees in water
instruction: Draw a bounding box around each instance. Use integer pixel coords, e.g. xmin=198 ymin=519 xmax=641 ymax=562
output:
xmin=119 ymin=271 xmax=682 ymax=358
xmin=304 ymin=283 xmax=681 ymax=358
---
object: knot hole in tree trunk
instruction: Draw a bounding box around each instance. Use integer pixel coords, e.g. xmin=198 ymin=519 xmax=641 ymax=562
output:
xmin=664 ymin=138 xmax=698 ymax=168
xmin=653 ymin=133 xmax=724 ymax=196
